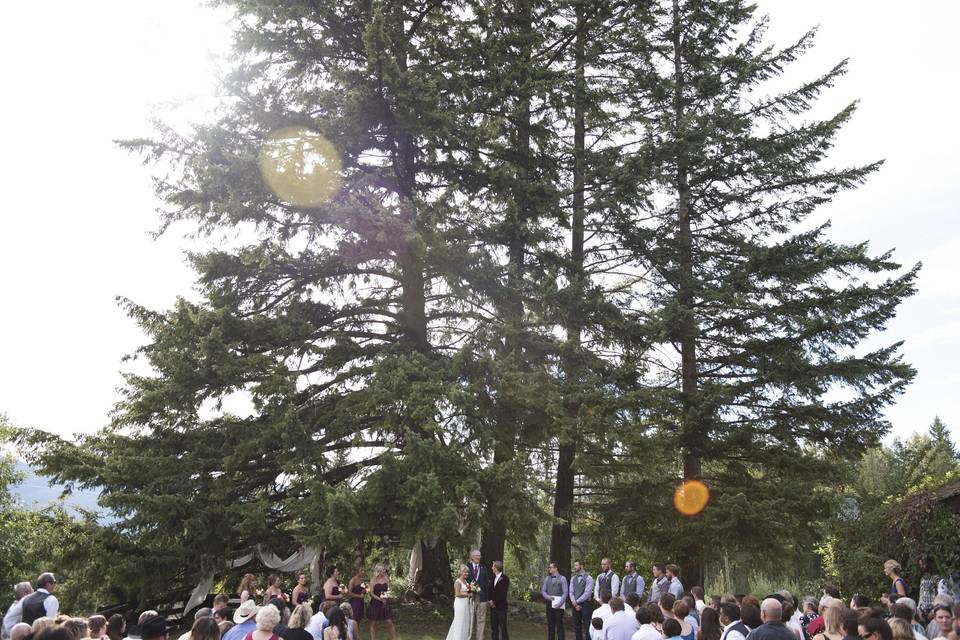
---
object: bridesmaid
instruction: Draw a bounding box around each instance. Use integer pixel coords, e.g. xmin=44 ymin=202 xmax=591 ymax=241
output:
xmin=264 ymin=575 xmax=287 ymax=603
xmin=367 ymin=564 xmax=396 ymax=640
xmin=239 ymin=573 xmax=259 ymax=604
xmin=347 ymin=566 xmax=366 ymax=625
xmin=291 ymin=572 xmax=311 ymax=606
xmin=323 ymin=566 xmax=344 ymax=607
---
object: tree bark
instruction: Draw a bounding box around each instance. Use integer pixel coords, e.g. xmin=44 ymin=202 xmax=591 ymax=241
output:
xmin=673 ymin=0 xmax=704 ymax=589
xmin=550 ymin=1 xmax=587 ymax=579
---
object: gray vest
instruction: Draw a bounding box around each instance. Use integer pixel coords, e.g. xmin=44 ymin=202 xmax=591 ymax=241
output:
xmin=546 ymin=575 xmax=563 ymax=596
xmin=598 ymin=571 xmax=613 ymax=595
xmin=573 ymin=574 xmax=588 ymax=599
xmin=623 ymin=573 xmax=638 ymax=596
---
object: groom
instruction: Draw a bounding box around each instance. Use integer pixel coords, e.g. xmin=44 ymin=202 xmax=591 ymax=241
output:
xmin=489 ymin=561 xmax=510 ymax=640
xmin=468 ymin=549 xmax=489 ymax=640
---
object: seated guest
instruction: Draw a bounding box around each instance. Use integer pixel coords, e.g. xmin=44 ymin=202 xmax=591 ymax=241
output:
xmin=10 ymin=624 xmax=31 ymax=640
xmin=633 ymin=604 xmax=665 ymax=640
xmin=605 ymin=597 xmax=641 ymax=640
xmin=106 ymin=615 xmax=126 ymax=640
xmin=664 ymin=619 xmax=684 ymax=640
xmin=859 ymin=615 xmax=893 ymax=640
xmin=591 ymin=591 xmax=614 ymax=640
xmin=748 ymin=599 xmax=798 ymax=640
xmin=718 ymin=603 xmax=747 ymax=640
xmin=89 ymin=616 xmax=108 ymax=640
xmin=281 ymin=605 xmax=313 ymax=640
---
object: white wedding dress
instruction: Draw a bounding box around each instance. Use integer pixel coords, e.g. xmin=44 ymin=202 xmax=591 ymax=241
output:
xmin=445 ymin=579 xmax=474 ymax=640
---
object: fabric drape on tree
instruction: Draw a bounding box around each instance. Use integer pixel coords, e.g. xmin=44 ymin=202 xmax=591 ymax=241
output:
xmin=408 ymin=540 xmax=423 ymax=585
xmin=184 ymin=546 xmax=321 ymax=614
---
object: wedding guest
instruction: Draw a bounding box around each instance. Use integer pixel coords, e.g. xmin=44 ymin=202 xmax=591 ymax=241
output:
xmin=664 ymin=619 xmax=684 ymax=640
xmin=626 ymin=595 xmax=643 ymax=614
xmin=323 ymin=569 xmax=343 ymax=608
xmin=605 ymin=597 xmax=641 ymax=640
xmin=892 ymin=619 xmax=917 ymax=640
xmin=89 ymin=615 xmax=108 ymax=640
xmin=367 ymin=564 xmax=395 ymax=640
xmin=177 ymin=610 xmax=213 ymax=640
xmin=590 ymin=591 xmax=613 ymax=640
xmin=748 ymin=599 xmax=795 ymax=640
xmin=622 ymin=564 xmax=646 ymax=604
xmin=249 ymin=606 xmax=281 ymax=640
xmin=264 ymin=577 xmax=286 ymax=604
xmin=633 ymin=604 xmax=664 ymax=640
xmin=859 ymin=616 xmax=893 ymax=640
xmin=188 ymin=618 xmax=220 ymax=640
xmin=213 ymin=595 xmax=231 ymax=617
xmin=741 ymin=604 xmax=762 ymax=631
xmin=660 ymin=595 xmax=677 ymax=622
xmin=338 ymin=604 xmax=359 ymax=640
xmin=3 ymin=582 xmax=33 ymax=637
xmin=885 ymin=562 xmax=909 ymax=598
xmin=650 ymin=567 xmax=669 ymax=605
xmin=595 ymin=560 xmax=621 ymax=605
xmin=9 ymin=624 xmax=30 ymax=640
xmin=930 ymin=606 xmax=955 ymax=639
xmin=672 ymin=601 xmax=695 ymax=640
xmin=30 ymin=618 xmax=55 ymax=639
xmin=346 ymin=568 xmax=365 ymax=624
xmin=541 ymin=561 xmax=568 ymax=640
xmin=570 ymin=560 xmax=594 ymax=640
xmin=691 ymin=589 xmax=706 ymax=614
xmin=239 ymin=575 xmax=259 ymax=605
xmin=697 ymin=607 xmax=722 ymax=640
xmin=718 ymin=603 xmax=747 ymax=640
xmin=666 ymin=567 xmax=684 ymax=599
xmin=218 ymin=624 xmax=234 ymax=638
xmin=215 ymin=611 xmax=233 ymax=626
xmin=106 ymin=615 xmax=126 ymax=640
xmin=321 ymin=609 xmax=348 ymax=640
xmin=141 ymin=616 xmax=170 ymax=640
xmin=489 ymin=561 xmax=510 ymax=640
xmin=63 ymin=619 xmax=89 ymax=640
xmin=224 ymin=600 xmax=259 ymax=640
xmin=840 ymin=608 xmax=860 ymax=640
xmin=21 ymin=574 xmax=59 ymax=625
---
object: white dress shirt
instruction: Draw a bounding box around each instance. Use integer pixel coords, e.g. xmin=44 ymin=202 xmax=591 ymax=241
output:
xmin=595 ymin=572 xmax=621 ymax=602
xmin=305 ymin=611 xmax=328 ymax=640
xmin=591 ymin=604 xmax=613 ymax=640
xmin=633 ymin=624 xmax=664 ymax=640
xmin=3 ymin=600 xmax=23 ymax=638
xmin=604 ymin=610 xmax=641 ymax=640
xmin=721 ymin=620 xmax=748 ymax=640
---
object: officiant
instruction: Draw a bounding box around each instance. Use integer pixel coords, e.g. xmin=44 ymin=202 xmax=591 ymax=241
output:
xmin=540 ymin=561 xmax=569 ymax=640
xmin=468 ymin=549 xmax=490 ymax=640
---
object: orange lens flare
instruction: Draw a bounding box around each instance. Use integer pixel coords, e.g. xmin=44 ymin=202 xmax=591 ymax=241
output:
xmin=673 ymin=479 xmax=710 ymax=516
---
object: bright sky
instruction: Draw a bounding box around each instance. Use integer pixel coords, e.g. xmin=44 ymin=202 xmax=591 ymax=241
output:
xmin=1 ymin=1 xmax=957 ymax=446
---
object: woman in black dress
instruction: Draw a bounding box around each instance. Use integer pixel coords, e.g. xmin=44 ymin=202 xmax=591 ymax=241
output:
xmin=367 ymin=564 xmax=395 ymax=640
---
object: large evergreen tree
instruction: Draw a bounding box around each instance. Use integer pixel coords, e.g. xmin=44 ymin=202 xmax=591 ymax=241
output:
xmin=608 ymin=0 xmax=918 ymax=584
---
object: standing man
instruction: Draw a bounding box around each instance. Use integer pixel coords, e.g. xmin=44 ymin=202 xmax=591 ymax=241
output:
xmin=541 ymin=561 xmax=568 ymax=640
xmin=2 ymin=582 xmax=32 ymax=640
xmin=489 ymin=561 xmax=510 ymax=640
xmin=594 ymin=559 xmax=620 ymax=606
xmin=20 ymin=574 xmax=58 ymax=625
xmin=649 ymin=565 xmax=669 ymax=604
xmin=666 ymin=565 xmax=684 ymax=598
xmin=469 ymin=549 xmax=489 ymax=640
xmin=569 ymin=560 xmax=594 ymax=640
xmin=620 ymin=562 xmax=645 ymax=603
xmin=747 ymin=599 xmax=797 ymax=640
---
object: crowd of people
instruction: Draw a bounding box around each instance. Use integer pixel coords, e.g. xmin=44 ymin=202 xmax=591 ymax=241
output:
xmin=3 ymin=558 xmax=959 ymax=640
xmin=526 ymin=558 xmax=960 ymax=640
xmin=1 ymin=566 xmax=399 ymax=640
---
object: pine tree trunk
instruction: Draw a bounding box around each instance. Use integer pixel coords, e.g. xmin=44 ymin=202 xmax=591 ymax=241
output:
xmin=417 ymin=539 xmax=453 ymax=601
xmin=550 ymin=2 xmax=587 ymax=579
xmin=673 ymin=0 xmax=704 ymax=589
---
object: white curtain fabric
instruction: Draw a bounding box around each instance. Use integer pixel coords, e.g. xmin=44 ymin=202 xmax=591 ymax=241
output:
xmin=408 ymin=540 xmax=423 ymax=585
xmin=184 ymin=545 xmax=321 ymax=614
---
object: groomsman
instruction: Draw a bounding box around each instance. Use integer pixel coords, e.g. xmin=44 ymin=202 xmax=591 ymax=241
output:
xmin=620 ymin=561 xmax=645 ymax=602
xmin=666 ymin=564 xmax=684 ymax=598
xmin=648 ymin=564 xmax=669 ymax=604
xmin=489 ymin=561 xmax=510 ymax=640
xmin=468 ymin=549 xmax=489 ymax=640
xmin=541 ymin=562 xmax=568 ymax=640
xmin=569 ymin=560 xmax=594 ymax=640
xmin=594 ymin=559 xmax=619 ymax=605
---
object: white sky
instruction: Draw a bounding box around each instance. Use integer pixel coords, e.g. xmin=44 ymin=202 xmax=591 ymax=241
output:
xmin=1 ymin=1 xmax=957 ymax=446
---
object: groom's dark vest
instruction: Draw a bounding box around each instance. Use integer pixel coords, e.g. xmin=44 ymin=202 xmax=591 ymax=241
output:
xmin=21 ymin=591 xmax=51 ymax=625
xmin=622 ymin=573 xmax=639 ymax=598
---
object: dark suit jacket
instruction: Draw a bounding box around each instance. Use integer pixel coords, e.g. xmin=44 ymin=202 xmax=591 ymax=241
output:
xmin=469 ymin=562 xmax=490 ymax=601
xmin=489 ymin=572 xmax=510 ymax=608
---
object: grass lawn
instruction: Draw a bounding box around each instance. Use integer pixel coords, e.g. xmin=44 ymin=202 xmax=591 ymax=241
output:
xmin=382 ymin=602 xmax=549 ymax=640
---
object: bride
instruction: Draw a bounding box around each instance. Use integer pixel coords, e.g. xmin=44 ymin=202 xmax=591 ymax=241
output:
xmin=445 ymin=565 xmax=475 ymax=640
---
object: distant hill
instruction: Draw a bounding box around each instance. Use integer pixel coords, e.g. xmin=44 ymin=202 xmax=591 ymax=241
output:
xmin=10 ymin=460 xmax=112 ymax=521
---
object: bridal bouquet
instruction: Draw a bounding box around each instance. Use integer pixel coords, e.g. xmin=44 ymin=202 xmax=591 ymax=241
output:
xmin=466 ymin=582 xmax=481 ymax=595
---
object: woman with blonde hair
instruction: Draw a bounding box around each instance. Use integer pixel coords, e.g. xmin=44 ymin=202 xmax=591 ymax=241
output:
xmin=812 ymin=605 xmax=843 ymax=640
xmin=884 ymin=561 xmax=908 ymax=597
xmin=31 ymin=618 xmax=56 ymax=637
xmin=367 ymin=564 xmax=395 ymax=640
xmin=239 ymin=574 xmax=260 ymax=604
xmin=890 ymin=619 xmax=915 ymax=640
xmin=281 ymin=604 xmax=313 ymax=640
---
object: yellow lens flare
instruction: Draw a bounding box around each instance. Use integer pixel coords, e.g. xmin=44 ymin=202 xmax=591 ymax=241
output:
xmin=258 ymin=126 xmax=342 ymax=207
xmin=673 ymin=479 xmax=710 ymax=516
